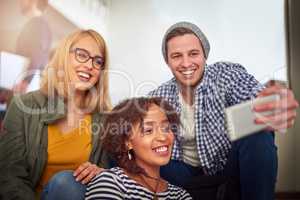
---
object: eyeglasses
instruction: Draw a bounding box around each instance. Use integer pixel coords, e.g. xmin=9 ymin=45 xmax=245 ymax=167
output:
xmin=70 ymin=48 xmax=105 ymax=70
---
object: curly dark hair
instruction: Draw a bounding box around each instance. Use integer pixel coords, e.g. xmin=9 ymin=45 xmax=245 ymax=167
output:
xmin=102 ymin=97 xmax=179 ymax=175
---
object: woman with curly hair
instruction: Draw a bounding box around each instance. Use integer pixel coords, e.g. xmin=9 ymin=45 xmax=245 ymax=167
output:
xmin=85 ymin=97 xmax=192 ymax=200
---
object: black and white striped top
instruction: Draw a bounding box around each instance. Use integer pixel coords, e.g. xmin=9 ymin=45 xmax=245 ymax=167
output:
xmin=85 ymin=167 xmax=192 ymax=200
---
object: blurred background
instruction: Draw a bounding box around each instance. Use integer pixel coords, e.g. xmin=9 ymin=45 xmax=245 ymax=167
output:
xmin=0 ymin=0 xmax=299 ymax=198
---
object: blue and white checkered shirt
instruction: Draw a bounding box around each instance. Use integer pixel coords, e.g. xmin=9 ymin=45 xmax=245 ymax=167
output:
xmin=149 ymin=62 xmax=263 ymax=175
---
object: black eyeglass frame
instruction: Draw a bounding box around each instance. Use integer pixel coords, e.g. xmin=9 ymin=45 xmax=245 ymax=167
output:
xmin=70 ymin=48 xmax=105 ymax=70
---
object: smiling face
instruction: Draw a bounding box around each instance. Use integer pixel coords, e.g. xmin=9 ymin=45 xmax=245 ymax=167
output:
xmin=69 ymin=35 xmax=103 ymax=91
xmin=127 ymin=104 xmax=175 ymax=170
xmin=167 ymin=33 xmax=206 ymax=91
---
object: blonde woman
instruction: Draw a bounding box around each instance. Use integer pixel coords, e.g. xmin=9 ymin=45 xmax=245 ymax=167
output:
xmin=0 ymin=29 xmax=111 ymax=200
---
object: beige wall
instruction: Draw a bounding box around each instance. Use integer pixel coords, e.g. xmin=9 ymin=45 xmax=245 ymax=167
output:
xmin=288 ymin=0 xmax=300 ymax=191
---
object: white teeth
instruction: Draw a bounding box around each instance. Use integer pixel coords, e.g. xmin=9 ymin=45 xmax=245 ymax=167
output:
xmin=78 ymin=72 xmax=91 ymax=79
xmin=154 ymin=146 xmax=168 ymax=153
xmin=182 ymin=70 xmax=195 ymax=75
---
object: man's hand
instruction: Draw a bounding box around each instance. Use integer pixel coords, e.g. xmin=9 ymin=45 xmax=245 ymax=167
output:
xmin=73 ymin=162 xmax=104 ymax=184
xmin=254 ymin=83 xmax=299 ymax=132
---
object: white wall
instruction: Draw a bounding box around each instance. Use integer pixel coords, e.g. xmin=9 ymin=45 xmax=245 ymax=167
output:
xmin=107 ymin=0 xmax=286 ymax=105
xmin=50 ymin=0 xmax=110 ymax=38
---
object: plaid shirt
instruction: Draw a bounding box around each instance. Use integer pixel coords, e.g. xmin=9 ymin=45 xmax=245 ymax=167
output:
xmin=149 ymin=62 xmax=263 ymax=175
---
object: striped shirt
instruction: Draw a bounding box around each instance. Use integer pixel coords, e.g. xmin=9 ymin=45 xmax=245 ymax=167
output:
xmin=149 ymin=62 xmax=263 ymax=175
xmin=85 ymin=167 xmax=192 ymax=200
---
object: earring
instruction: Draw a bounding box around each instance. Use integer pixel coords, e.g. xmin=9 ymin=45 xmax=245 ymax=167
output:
xmin=128 ymin=150 xmax=132 ymax=160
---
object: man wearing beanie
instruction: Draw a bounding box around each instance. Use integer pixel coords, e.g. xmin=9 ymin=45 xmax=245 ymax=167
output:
xmin=149 ymin=21 xmax=299 ymax=200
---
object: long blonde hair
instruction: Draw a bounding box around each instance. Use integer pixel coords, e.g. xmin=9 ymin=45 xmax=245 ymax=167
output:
xmin=40 ymin=29 xmax=112 ymax=112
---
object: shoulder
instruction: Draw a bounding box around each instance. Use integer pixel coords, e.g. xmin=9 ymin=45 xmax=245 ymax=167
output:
xmin=85 ymin=167 xmax=125 ymax=199
xmin=8 ymin=90 xmax=47 ymax=110
xmin=88 ymin=167 xmax=124 ymax=187
xmin=206 ymin=61 xmax=248 ymax=78
xmin=85 ymin=168 xmax=123 ymax=196
xmin=19 ymin=90 xmax=46 ymax=102
xmin=168 ymin=184 xmax=193 ymax=199
xmin=203 ymin=61 xmax=258 ymax=89
xmin=148 ymin=78 xmax=177 ymax=97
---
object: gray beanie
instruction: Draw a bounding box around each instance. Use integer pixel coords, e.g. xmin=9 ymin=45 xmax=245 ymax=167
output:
xmin=162 ymin=21 xmax=210 ymax=62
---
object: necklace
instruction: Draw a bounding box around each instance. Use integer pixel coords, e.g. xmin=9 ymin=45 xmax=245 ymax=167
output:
xmin=139 ymin=174 xmax=161 ymax=200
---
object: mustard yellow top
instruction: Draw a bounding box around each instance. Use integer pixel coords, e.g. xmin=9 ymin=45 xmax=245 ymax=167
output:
xmin=37 ymin=115 xmax=92 ymax=191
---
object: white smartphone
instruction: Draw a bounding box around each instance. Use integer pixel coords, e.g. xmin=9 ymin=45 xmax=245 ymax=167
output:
xmin=225 ymin=94 xmax=280 ymax=141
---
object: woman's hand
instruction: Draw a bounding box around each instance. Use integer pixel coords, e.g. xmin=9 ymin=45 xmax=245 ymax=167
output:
xmin=73 ymin=162 xmax=104 ymax=184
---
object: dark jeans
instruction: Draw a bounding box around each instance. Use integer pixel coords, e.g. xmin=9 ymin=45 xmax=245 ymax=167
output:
xmin=160 ymin=131 xmax=278 ymax=200
xmin=41 ymin=170 xmax=86 ymax=200
xmin=40 ymin=160 xmax=116 ymax=200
